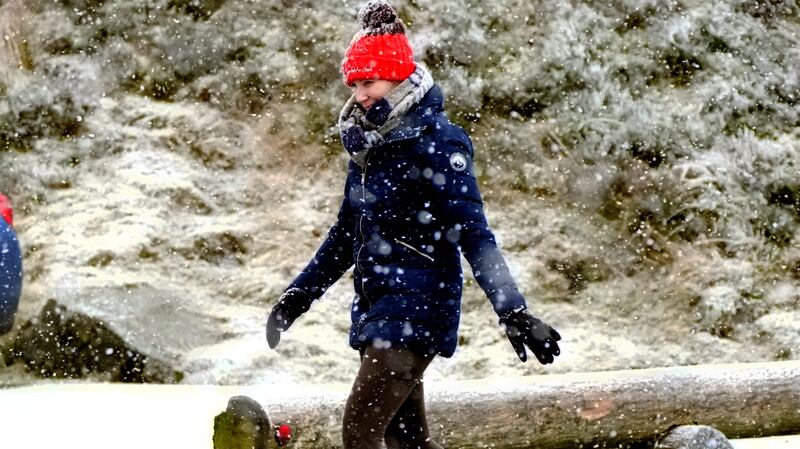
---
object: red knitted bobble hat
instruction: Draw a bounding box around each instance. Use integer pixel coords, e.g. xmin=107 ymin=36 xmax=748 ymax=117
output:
xmin=341 ymin=1 xmax=416 ymax=86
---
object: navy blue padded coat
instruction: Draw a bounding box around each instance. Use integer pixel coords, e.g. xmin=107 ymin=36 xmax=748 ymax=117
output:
xmin=287 ymin=85 xmax=526 ymax=357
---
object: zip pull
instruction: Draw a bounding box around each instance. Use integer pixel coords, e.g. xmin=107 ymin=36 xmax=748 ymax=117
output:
xmin=394 ymin=238 xmax=435 ymax=262
xmin=361 ymin=150 xmax=371 ymax=185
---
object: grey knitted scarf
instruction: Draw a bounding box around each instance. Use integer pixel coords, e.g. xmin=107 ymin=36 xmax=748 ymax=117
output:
xmin=338 ymin=64 xmax=434 ymax=168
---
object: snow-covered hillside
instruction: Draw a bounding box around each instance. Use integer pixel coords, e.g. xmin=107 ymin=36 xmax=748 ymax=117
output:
xmin=0 ymin=0 xmax=798 ymax=386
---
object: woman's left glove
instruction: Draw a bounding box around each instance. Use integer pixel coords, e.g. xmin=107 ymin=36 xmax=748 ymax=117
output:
xmin=266 ymin=288 xmax=312 ymax=349
xmin=499 ymin=306 xmax=561 ymax=364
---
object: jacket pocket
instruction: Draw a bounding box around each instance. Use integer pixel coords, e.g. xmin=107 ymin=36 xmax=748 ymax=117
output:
xmin=393 ymin=238 xmax=435 ymax=262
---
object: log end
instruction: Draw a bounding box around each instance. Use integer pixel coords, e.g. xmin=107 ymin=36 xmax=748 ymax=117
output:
xmin=213 ymin=395 xmax=272 ymax=449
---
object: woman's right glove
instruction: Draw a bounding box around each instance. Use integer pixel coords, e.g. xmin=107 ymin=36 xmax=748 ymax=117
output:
xmin=498 ymin=306 xmax=561 ymax=364
xmin=266 ymin=288 xmax=312 ymax=349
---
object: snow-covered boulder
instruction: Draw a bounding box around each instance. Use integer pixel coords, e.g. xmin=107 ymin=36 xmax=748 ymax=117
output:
xmin=656 ymin=425 xmax=733 ymax=449
xmin=2 ymin=299 xmax=180 ymax=382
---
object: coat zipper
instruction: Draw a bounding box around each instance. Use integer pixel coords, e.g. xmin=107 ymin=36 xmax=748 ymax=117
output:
xmin=356 ymin=151 xmax=373 ymax=312
xmin=356 ymin=312 xmax=368 ymax=334
xmin=394 ymin=238 xmax=435 ymax=262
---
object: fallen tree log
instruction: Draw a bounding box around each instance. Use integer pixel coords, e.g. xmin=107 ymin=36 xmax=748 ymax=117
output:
xmin=0 ymin=361 xmax=798 ymax=448
xmin=255 ymin=361 xmax=800 ymax=448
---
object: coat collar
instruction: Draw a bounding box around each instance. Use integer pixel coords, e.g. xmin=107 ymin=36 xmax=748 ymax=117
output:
xmin=378 ymin=84 xmax=445 ymax=146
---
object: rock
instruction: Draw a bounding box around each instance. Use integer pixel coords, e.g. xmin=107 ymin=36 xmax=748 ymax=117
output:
xmin=656 ymin=425 xmax=733 ymax=449
xmin=1 ymin=299 xmax=181 ymax=383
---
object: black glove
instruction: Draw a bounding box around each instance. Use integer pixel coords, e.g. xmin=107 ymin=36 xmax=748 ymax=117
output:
xmin=341 ymin=124 xmax=369 ymax=154
xmin=363 ymin=97 xmax=392 ymax=125
xmin=499 ymin=307 xmax=561 ymax=364
xmin=266 ymin=288 xmax=312 ymax=349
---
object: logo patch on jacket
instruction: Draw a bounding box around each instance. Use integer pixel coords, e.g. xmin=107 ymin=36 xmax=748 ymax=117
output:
xmin=449 ymin=152 xmax=467 ymax=172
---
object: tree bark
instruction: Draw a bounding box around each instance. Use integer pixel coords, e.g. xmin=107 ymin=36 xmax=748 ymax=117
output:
xmin=255 ymin=361 xmax=800 ymax=448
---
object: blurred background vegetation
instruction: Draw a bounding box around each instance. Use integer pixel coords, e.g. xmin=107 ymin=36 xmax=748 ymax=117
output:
xmin=0 ymin=0 xmax=798 ymax=385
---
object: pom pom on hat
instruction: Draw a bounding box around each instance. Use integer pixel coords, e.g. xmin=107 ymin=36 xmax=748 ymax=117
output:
xmin=342 ymin=1 xmax=415 ymax=85
xmin=358 ymin=0 xmax=403 ymax=34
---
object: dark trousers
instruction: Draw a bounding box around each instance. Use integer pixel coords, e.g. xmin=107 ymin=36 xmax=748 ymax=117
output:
xmin=343 ymin=345 xmax=444 ymax=449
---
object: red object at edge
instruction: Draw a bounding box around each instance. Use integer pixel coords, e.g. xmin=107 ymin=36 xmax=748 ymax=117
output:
xmin=275 ymin=423 xmax=292 ymax=446
xmin=0 ymin=193 xmax=12 ymax=227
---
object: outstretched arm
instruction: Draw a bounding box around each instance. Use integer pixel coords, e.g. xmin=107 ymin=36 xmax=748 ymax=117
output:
xmin=430 ymin=133 xmax=525 ymax=315
xmin=430 ymin=130 xmax=560 ymax=363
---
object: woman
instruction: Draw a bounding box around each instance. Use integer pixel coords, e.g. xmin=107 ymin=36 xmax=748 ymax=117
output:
xmin=0 ymin=192 xmax=22 ymax=335
xmin=266 ymin=2 xmax=561 ymax=448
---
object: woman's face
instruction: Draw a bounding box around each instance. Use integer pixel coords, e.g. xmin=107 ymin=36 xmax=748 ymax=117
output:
xmin=349 ymin=79 xmax=399 ymax=110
